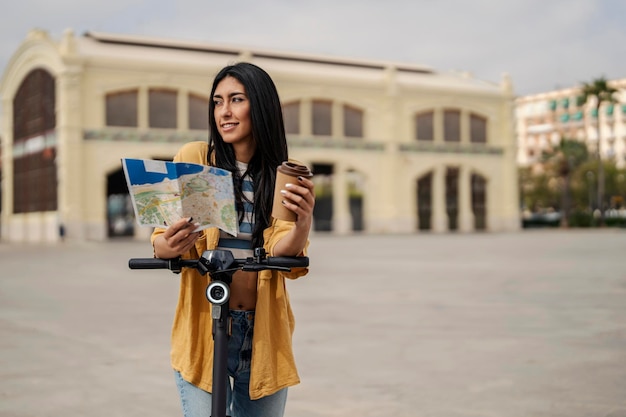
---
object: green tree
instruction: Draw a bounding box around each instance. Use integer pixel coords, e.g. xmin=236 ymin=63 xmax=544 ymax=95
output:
xmin=579 ymin=77 xmax=618 ymax=226
xmin=519 ymin=139 xmax=592 ymax=227
xmin=569 ymin=160 xmax=626 ymax=227
xmin=519 ymin=166 xmax=559 ymax=213
xmin=604 ymin=164 xmax=626 ymax=211
xmin=570 ymin=161 xmax=599 ymax=212
xmin=552 ymin=139 xmax=589 ymax=226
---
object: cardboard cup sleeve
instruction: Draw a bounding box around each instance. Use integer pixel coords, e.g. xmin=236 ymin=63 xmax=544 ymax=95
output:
xmin=272 ymin=161 xmax=314 ymax=221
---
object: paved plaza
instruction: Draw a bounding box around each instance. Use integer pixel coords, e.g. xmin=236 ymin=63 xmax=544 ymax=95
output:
xmin=1 ymin=230 xmax=625 ymax=417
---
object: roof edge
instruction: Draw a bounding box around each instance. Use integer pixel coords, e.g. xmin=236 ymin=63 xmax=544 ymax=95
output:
xmin=83 ymin=31 xmax=435 ymax=75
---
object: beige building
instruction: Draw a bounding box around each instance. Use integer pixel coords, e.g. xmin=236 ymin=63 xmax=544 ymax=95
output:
xmin=0 ymin=29 xmax=520 ymax=243
xmin=516 ymin=79 xmax=626 ymax=169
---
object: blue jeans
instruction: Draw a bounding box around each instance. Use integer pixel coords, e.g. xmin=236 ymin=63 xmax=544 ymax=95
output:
xmin=174 ymin=310 xmax=288 ymax=417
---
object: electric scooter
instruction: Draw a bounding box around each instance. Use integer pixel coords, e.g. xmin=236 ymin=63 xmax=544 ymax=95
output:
xmin=128 ymin=248 xmax=309 ymax=417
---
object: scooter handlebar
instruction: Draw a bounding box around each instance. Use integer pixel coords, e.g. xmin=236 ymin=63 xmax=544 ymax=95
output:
xmin=128 ymin=254 xmax=308 ymax=273
xmin=265 ymin=256 xmax=309 ymax=268
xmin=128 ymin=258 xmax=170 ymax=269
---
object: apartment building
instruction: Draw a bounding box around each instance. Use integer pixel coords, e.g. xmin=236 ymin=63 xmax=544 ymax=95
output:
xmin=516 ymin=79 xmax=626 ymax=169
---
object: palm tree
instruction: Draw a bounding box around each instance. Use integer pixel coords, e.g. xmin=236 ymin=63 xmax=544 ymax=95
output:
xmin=555 ymin=139 xmax=589 ymax=227
xmin=580 ymin=77 xmax=618 ymax=226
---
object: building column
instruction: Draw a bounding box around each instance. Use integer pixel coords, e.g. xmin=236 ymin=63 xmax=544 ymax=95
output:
xmin=431 ymin=165 xmax=447 ymax=232
xmin=498 ymin=76 xmax=521 ymax=231
xmin=300 ymin=99 xmax=312 ymax=136
xmin=56 ymin=66 xmax=85 ymax=240
xmin=138 ymin=86 xmax=149 ymax=130
xmin=374 ymin=65 xmax=405 ymax=233
xmin=1 ymin=97 xmax=14 ymax=241
xmin=332 ymin=101 xmax=343 ymax=138
xmin=332 ymin=163 xmax=352 ymax=234
xmin=433 ymin=109 xmax=444 ymax=144
xmin=458 ymin=165 xmax=474 ymax=232
xmin=460 ymin=109 xmax=470 ymax=144
xmin=178 ymin=88 xmax=188 ymax=131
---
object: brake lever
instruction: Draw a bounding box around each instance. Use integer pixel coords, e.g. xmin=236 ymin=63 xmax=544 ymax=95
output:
xmin=241 ymin=264 xmax=291 ymax=272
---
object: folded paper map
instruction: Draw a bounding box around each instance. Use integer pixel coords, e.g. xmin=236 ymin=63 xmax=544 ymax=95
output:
xmin=121 ymin=158 xmax=238 ymax=235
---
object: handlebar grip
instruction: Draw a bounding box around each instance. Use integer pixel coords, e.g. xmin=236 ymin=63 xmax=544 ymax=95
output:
xmin=128 ymin=258 xmax=170 ymax=269
xmin=265 ymin=257 xmax=309 ymax=268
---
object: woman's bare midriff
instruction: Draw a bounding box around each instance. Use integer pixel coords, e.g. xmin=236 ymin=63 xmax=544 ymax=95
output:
xmin=228 ymin=270 xmax=258 ymax=310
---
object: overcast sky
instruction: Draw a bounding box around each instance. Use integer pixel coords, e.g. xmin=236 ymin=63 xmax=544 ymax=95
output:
xmin=0 ymin=0 xmax=625 ymax=96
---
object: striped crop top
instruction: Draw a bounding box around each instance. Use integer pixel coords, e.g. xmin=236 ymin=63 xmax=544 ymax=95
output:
xmin=216 ymin=161 xmax=254 ymax=258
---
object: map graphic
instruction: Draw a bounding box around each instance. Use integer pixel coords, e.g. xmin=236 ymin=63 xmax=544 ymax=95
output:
xmin=121 ymin=158 xmax=238 ymax=236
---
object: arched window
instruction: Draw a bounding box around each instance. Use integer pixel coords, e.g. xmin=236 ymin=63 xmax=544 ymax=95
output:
xmin=282 ymin=101 xmax=300 ymax=135
xmin=188 ymin=94 xmax=209 ymax=130
xmin=12 ymin=69 xmax=57 ymax=213
xmin=312 ymin=100 xmax=332 ymax=136
xmin=415 ymin=110 xmax=434 ymax=141
xmin=343 ymin=105 xmax=363 ymax=138
xmin=444 ymin=109 xmax=461 ymax=142
xmin=471 ymin=174 xmax=487 ymax=230
xmin=417 ymin=172 xmax=433 ymax=230
xmin=445 ymin=167 xmax=459 ymax=230
xmin=470 ymin=113 xmax=487 ymax=143
xmin=14 ymin=69 xmax=55 ymax=138
xmin=149 ymin=88 xmax=177 ymax=128
xmin=106 ymin=90 xmax=138 ymax=127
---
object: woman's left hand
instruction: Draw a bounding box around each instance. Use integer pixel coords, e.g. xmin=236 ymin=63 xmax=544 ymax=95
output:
xmin=281 ymin=176 xmax=316 ymax=228
xmin=273 ymin=175 xmax=316 ymax=257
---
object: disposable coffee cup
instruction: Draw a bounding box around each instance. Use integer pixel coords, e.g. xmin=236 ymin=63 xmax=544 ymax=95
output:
xmin=272 ymin=161 xmax=314 ymax=221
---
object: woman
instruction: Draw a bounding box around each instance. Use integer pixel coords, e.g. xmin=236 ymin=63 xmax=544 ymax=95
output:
xmin=151 ymin=62 xmax=314 ymax=417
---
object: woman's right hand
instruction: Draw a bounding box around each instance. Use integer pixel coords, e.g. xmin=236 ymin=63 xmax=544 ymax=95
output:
xmin=153 ymin=217 xmax=201 ymax=259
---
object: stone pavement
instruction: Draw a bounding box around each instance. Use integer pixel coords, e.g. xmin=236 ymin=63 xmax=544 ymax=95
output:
xmin=1 ymin=230 xmax=625 ymax=417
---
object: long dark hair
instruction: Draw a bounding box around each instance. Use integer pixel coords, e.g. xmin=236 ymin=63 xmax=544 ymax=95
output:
xmin=208 ymin=62 xmax=288 ymax=248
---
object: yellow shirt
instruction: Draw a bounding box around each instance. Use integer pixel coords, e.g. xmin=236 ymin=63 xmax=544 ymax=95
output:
xmin=151 ymin=141 xmax=309 ymax=400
